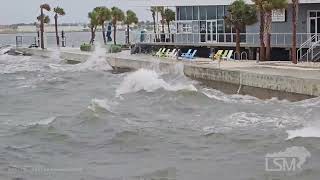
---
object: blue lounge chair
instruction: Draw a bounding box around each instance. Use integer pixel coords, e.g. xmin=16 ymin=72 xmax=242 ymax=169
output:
xmin=181 ymin=49 xmax=192 ymax=57
xmin=183 ymin=50 xmax=197 ymax=60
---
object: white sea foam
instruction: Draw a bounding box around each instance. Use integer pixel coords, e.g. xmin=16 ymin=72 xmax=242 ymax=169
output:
xmin=76 ymin=44 xmax=111 ymax=71
xmin=116 ymin=69 xmax=197 ymax=97
xmin=201 ymin=88 xmax=263 ymax=104
xmin=202 ymin=112 xmax=304 ymax=134
xmin=292 ymin=96 xmax=320 ymax=108
xmin=287 ymin=126 xmax=320 ymax=139
xmin=88 ymin=98 xmax=114 ymax=112
xmin=26 ymin=117 xmax=57 ymax=126
xmin=0 ymin=45 xmax=12 ymax=55
xmin=48 ymin=44 xmax=111 ymax=72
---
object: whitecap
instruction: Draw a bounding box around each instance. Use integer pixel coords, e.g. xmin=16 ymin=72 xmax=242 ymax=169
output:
xmin=287 ymin=126 xmax=320 ymax=139
xmin=116 ymin=69 xmax=197 ymax=96
xmin=88 ymin=98 xmax=114 ymax=112
xmin=26 ymin=117 xmax=56 ymax=126
xmin=201 ymin=88 xmax=263 ymax=104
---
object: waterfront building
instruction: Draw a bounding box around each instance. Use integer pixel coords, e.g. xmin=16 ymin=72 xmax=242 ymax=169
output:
xmin=140 ymin=0 xmax=320 ymax=60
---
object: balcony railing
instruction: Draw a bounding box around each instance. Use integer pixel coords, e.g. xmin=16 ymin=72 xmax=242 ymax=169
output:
xmin=136 ymin=32 xmax=313 ymax=47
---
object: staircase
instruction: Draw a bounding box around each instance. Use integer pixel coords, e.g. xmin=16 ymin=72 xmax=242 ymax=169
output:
xmin=297 ymin=35 xmax=320 ymax=62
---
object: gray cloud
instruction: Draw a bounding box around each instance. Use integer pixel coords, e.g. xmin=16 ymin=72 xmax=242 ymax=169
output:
xmin=0 ymin=0 xmax=153 ymax=24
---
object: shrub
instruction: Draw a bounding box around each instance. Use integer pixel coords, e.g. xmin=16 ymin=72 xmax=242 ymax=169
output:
xmin=108 ymin=44 xmax=122 ymax=53
xmin=80 ymin=43 xmax=94 ymax=52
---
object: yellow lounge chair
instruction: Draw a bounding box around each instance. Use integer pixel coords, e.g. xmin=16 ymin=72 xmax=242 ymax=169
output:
xmin=213 ymin=50 xmax=223 ymax=60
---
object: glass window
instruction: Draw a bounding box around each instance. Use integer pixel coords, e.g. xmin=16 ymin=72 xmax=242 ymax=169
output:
xmin=217 ymin=20 xmax=224 ymax=33
xmin=217 ymin=6 xmax=224 ymax=19
xmin=207 ymin=6 xmax=217 ymax=20
xmin=178 ymin=22 xmax=192 ymax=33
xmin=317 ymin=12 xmax=320 ymax=17
xmin=180 ymin=7 xmax=187 ymax=20
xmin=310 ymin=12 xmax=316 ymax=17
xmin=186 ymin=6 xmax=192 ymax=20
xmin=317 ymin=18 xmax=320 ymax=33
xmin=193 ymin=6 xmax=199 ymax=20
xmin=217 ymin=20 xmax=224 ymax=42
xmin=225 ymin=22 xmax=232 ymax=42
xmin=200 ymin=6 xmax=207 ymax=20
xmin=225 ymin=6 xmax=230 ymax=16
xmin=176 ymin=7 xmax=180 ymax=20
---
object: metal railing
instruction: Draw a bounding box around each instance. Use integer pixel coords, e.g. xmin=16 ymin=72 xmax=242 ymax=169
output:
xmin=136 ymin=32 xmax=313 ymax=47
xmin=15 ymin=35 xmax=67 ymax=48
xmin=297 ymin=34 xmax=320 ymax=62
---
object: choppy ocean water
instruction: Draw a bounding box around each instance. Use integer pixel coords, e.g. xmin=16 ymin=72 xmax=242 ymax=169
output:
xmin=0 ymin=46 xmax=320 ymax=180
xmin=0 ymin=31 xmax=138 ymax=48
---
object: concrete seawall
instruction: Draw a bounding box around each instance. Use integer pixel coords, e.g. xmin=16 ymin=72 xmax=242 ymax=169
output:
xmin=17 ymin=48 xmax=320 ymax=100
xmin=107 ymin=54 xmax=320 ymax=100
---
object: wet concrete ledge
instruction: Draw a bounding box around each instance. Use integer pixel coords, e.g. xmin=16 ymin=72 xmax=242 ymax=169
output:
xmin=17 ymin=48 xmax=320 ymax=100
xmin=109 ymin=56 xmax=318 ymax=101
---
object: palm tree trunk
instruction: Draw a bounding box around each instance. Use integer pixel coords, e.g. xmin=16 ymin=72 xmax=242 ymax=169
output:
xmin=102 ymin=24 xmax=107 ymax=45
xmin=90 ymin=26 xmax=96 ymax=44
xmin=127 ymin=24 xmax=130 ymax=45
xmin=292 ymin=0 xmax=298 ymax=64
xmin=259 ymin=11 xmax=266 ymax=61
xmin=152 ymin=15 xmax=156 ymax=41
xmin=236 ymin=28 xmax=241 ymax=60
xmin=54 ymin=14 xmax=60 ymax=47
xmin=264 ymin=11 xmax=272 ymax=61
xmin=167 ymin=22 xmax=170 ymax=42
xmin=40 ymin=8 xmax=45 ymax=49
xmin=161 ymin=20 xmax=165 ymax=42
xmin=113 ymin=24 xmax=117 ymax=45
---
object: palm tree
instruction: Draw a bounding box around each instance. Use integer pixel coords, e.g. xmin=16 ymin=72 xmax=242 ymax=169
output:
xmin=124 ymin=10 xmax=138 ymax=45
xmin=39 ymin=4 xmax=51 ymax=49
xmin=157 ymin=7 xmax=165 ymax=34
xmin=292 ymin=0 xmax=299 ymax=64
xmin=225 ymin=0 xmax=257 ymax=60
xmin=262 ymin=0 xmax=288 ymax=60
xmin=164 ymin=8 xmax=175 ymax=42
xmin=253 ymin=0 xmax=266 ymax=61
xmin=150 ymin=7 xmax=157 ymax=40
xmin=37 ymin=15 xmax=50 ymax=24
xmin=94 ymin=6 xmax=111 ymax=45
xmin=111 ymin=7 xmax=125 ymax=45
xmin=53 ymin=7 xmax=66 ymax=47
xmin=88 ymin=9 xmax=99 ymax=44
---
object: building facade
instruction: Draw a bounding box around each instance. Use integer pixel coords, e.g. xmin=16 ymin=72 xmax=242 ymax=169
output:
xmin=141 ymin=1 xmax=319 ymax=56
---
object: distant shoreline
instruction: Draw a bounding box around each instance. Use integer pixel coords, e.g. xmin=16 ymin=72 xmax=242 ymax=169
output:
xmin=0 ymin=30 xmax=90 ymax=34
xmin=0 ymin=29 xmax=133 ymax=34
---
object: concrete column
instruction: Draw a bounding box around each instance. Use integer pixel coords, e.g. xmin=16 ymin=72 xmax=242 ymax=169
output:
xmin=248 ymin=48 xmax=254 ymax=60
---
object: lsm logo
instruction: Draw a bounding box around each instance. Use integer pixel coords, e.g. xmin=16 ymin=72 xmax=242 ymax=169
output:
xmin=265 ymin=146 xmax=311 ymax=172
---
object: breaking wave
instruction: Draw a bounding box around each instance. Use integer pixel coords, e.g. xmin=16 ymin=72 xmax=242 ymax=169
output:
xmin=116 ymin=69 xmax=197 ymax=97
xmin=287 ymin=126 xmax=320 ymax=139
xmin=88 ymin=98 xmax=114 ymax=113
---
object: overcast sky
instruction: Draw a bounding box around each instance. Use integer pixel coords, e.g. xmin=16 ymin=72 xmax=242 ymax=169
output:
xmin=0 ymin=0 xmax=155 ymax=25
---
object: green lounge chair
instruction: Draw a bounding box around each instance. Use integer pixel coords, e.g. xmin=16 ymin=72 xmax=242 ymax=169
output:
xmin=160 ymin=49 xmax=171 ymax=57
xmin=157 ymin=48 xmax=166 ymax=57
xmin=222 ymin=50 xmax=234 ymax=60
xmin=221 ymin=50 xmax=229 ymax=59
xmin=154 ymin=48 xmax=163 ymax=56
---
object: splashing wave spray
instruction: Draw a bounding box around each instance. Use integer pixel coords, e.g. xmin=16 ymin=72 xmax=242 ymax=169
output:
xmin=116 ymin=69 xmax=197 ymax=97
